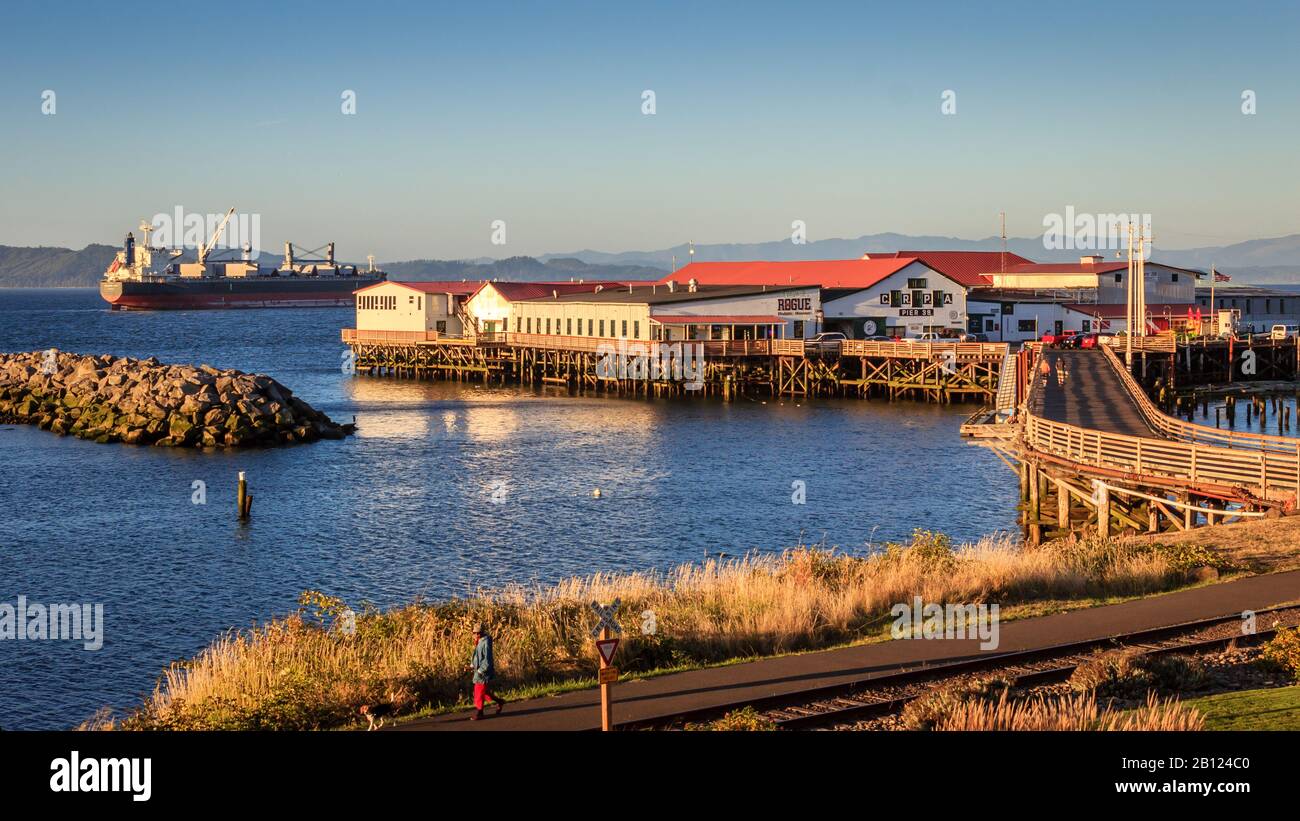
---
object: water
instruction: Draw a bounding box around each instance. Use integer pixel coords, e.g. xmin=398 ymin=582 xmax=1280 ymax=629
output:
xmin=0 ymin=288 xmax=1017 ymax=728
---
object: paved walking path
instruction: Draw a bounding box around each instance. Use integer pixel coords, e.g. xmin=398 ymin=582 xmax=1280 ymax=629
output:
xmin=394 ymin=569 xmax=1300 ymax=731
xmin=1029 ymin=349 xmax=1155 ymax=437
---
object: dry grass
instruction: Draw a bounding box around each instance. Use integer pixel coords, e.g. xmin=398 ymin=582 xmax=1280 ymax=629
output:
xmin=87 ymin=531 xmax=1206 ymax=730
xmin=933 ymin=690 xmax=1204 ymax=731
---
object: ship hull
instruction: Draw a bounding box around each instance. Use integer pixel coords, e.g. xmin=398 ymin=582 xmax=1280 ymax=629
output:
xmin=100 ymin=276 xmax=382 ymax=310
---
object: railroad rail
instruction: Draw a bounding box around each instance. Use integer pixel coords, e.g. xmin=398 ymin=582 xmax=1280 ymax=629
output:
xmin=622 ymin=603 xmax=1300 ymax=730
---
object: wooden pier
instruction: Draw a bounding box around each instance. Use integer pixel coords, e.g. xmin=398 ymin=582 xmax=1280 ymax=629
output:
xmin=341 ymin=330 xmax=1009 ymax=402
xmin=971 ymin=342 xmax=1300 ymax=544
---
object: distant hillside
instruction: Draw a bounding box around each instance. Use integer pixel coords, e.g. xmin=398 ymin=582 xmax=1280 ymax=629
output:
xmin=6 ymin=231 xmax=1300 ymax=287
xmin=382 ymin=255 xmax=665 ymax=282
xmin=0 ymin=245 xmax=667 ymax=288
xmin=542 ymin=232 xmax=1300 ymax=283
xmin=0 ymin=244 xmax=117 ymax=287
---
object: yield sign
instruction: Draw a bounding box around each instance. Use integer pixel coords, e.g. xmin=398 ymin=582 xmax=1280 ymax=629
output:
xmin=595 ymin=638 xmax=619 ymax=666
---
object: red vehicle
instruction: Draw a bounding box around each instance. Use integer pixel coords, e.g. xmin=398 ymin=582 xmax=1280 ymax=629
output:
xmin=1040 ymin=329 xmax=1078 ymax=348
xmin=1077 ymin=332 xmax=1100 ymax=349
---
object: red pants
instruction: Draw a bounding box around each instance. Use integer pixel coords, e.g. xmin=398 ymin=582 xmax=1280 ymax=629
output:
xmin=473 ymin=683 xmax=499 ymax=710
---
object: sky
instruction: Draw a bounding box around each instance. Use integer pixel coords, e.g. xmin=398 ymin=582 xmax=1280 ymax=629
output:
xmin=1 ymin=0 xmax=1298 ymax=260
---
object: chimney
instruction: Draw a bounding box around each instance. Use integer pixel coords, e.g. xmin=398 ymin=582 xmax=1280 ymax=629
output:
xmin=1080 ymin=255 xmax=1104 ymax=265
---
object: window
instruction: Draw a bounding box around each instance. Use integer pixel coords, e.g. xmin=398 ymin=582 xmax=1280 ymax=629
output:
xmin=515 ymin=317 xmax=521 ymax=332
xmin=587 ymin=319 xmax=593 ymax=336
xmin=1266 ymin=299 xmax=1272 ymax=314
xmin=890 ymin=289 xmax=902 ymax=308
xmin=1172 ymin=273 xmax=1179 ymax=282
xmin=566 ymin=318 xmax=572 ymax=335
xmin=621 ymin=320 xmax=628 ymax=337
xmin=792 ymin=320 xmax=805 ymax=338
xmin=1018 ymin=319 xmax=1037 ymax=332
xmin=526 ymin=317 xmax=532 ymax=333
xmin=599 ymin=320 xmax=605 ymax=337
xmin=545 ymin=318 xmax=551 ymax=334
xmin=912 ymin=290 xmax=926 ymax=308
xmin=1082 ymin=320 xmax=1091 ymax=332
xmin=932 ymin=290 xmax=944 ymax=309
xmin=907 ymin=277 xmax=928 ymax=289
xmin=633 ymin=321 xmax=639 ymax=339
xmin=436 ymin=320 xmax=447 ymax=333
xmin=1114 ymin=273 xmax=1122 ymax=283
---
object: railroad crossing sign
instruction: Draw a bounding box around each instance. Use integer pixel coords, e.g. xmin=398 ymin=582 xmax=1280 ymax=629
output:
xmin=589 ymin=599 xmax=622 ymax=637
xmin=595 ymin=637 xmax=619 ymax=665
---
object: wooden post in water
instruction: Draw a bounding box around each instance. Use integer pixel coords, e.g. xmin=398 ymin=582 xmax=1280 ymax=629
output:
xmin=237 ymin=471 xmax=252 ymax=520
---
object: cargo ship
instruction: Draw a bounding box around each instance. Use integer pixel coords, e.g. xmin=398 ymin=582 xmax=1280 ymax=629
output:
xmin=99 ymin=209 xmax=386 ymax=310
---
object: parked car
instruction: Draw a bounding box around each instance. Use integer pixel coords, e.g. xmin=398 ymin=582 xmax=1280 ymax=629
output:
xmin=960 ymin=332 xmax=991 ymax=343
xmin=1076 ymin=332 xmax=1100 ymax=349
xmin=1040 ymin=329 xmax=1078 ymax=348
xmin=804 ymin=331 xmax=846 ymax=351
xmin=861 ymin=335 xmax=894 ymax=342
xmin=1271 ymin=324 xmax=1299 ymax=340
xmin=901 ymin=332 xmax=944 ymax=343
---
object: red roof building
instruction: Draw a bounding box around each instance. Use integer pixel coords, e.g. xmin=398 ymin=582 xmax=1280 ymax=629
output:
xmin=865 ymin=250 xmax=1037 ymax=287
xmin=654 ymin=258 xmax=918 ymax=290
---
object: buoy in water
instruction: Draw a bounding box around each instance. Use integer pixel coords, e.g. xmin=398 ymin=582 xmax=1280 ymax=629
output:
xmin=592 ymin=488 xmax=602 ymax=498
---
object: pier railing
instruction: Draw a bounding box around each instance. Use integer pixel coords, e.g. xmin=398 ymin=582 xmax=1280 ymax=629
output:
xmin=1021 ymin=347 xmax=1300 ymax=500
xmin=342 ymin=329 xmax=477 ymax=345
xmin=504 ymin=332 xmax=783 ymax=357
xmin=1100 ymin=344 xmax=1300 ymax=456
xmin=840 ymin=340 xmax=1009 ymax=359
xmin=1098 ymin=332 xmax=1178 ymax=353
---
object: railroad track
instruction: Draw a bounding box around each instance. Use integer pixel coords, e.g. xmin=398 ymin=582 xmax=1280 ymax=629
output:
xmin=623 ymin=603 xmax=1300 ymax=731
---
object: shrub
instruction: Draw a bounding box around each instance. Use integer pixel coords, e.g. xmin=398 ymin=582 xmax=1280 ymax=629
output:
xmin=900 ymin=676 xmax=1013 ymax=730
xmin=1069 ymin=650 xmax=1207 ymax=698
xmin=689 ymin=707 xmax=777 ymax=731
xmin=1258 ymin=627 xmax=1300 ymax=682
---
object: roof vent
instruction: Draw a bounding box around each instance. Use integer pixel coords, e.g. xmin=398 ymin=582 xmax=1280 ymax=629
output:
xmin=687 ymin=278 xmax=698 ymax=293
xmin=594 ymin=284 xmax=604 ymax=294
xmin=552 ymin=289 xmax=558 ymax=299
xmin=667 ymin=281 xmax=676 ymax=293
xmin=1080 ymin=255 xmax=1105 ymax=265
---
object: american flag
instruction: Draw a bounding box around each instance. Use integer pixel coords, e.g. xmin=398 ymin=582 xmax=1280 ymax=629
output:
xmin=1214 ymin=271 xmax=1231 ymax=282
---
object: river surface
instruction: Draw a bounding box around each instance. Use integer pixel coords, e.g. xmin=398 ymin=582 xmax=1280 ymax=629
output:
xmin=0 ymin=288 xmax=1017 ymax=728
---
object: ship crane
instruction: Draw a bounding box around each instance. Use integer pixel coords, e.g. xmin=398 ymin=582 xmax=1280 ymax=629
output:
xmin=198 ymin=208 xmax=236 ymax=266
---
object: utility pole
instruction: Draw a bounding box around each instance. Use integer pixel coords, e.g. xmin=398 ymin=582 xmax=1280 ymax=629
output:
xmin=1126 ymin=222 xmax=1134 ymax=367
xmin=1000 ymin=211 xmax=1007 ymax=274
xmin=1210 ymin=264 xmax=1216 ymax=335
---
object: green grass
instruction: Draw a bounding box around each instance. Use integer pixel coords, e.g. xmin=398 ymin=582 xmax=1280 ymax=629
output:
xmin=1185 ymin=686 xmax=1300 ymax=730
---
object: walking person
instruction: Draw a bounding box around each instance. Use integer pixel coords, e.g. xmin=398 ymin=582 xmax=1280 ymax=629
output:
xmin=468 ymin=623 xmax=506 ymax=720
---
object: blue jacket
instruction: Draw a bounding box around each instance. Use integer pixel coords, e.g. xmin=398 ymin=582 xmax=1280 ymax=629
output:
xmin=471 ymin=635 xmax=495 ymax=684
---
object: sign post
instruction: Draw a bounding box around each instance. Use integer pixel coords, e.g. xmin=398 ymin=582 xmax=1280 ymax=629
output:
xmin=590 ymin=599 xmax=622 ymax=731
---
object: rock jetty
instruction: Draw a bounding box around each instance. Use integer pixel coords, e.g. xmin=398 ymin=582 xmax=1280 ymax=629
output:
xmin=0 ymin=350 xmax=351 ymax=447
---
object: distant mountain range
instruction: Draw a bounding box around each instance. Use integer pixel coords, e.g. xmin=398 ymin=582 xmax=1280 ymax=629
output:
xmin=5 ymin=231 xmax=1300 ymax=288
xmin=542 ymin=232 xmax=1300 ymax=283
